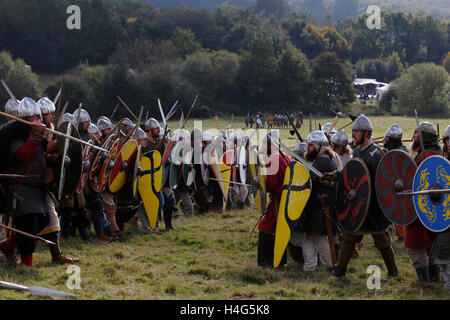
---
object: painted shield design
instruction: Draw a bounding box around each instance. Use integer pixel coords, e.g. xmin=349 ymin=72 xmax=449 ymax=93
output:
xmin=109 ymin=139 xmax=138 ymax=193
xmin=98 ymin=138 xmax=122 ymax=192
xmin=376 ymin=150 xmax=417 ymax=226
xmin=90 ymin=133 xmax=116 ymax=180
xmin=220 ymin=150 xmax=234 ymax=211
xmin=412 ymin=156 xmax=450 ymax=232
xmin=336 ymin=158 xmax=371 ymax=233
xmin=274 ymin=161 xmax=311 ymax=267
xmin=56 ymin=121 xmax=83 ymax=200
xmin=162 ymin=139 xmax=174 ymax=166
xmin=138 ymin=151 xmax=163 ymax=230
xmin=76 ymin=140 xmax=95 ymax=194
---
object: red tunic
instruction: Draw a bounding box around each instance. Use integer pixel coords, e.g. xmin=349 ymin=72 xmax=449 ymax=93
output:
xmin=404 ymin=153 xmax=438 ymax=248
xmin=258 ymin=153 xmax=289 ymax=235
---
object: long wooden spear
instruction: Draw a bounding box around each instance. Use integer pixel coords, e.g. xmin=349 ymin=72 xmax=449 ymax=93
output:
xmin=0 ymin=111 xmax=107 ymax=152
xmin=0 ymin=223 xmax=55 ymax=245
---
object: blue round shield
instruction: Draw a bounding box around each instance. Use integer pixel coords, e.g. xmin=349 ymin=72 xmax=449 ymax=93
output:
xmin=412 ymin=155 xmax=450 ymax=232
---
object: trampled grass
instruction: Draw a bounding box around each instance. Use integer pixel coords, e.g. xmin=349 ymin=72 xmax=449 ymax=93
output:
xmin=1 ymin=207 xmax=450 ymax=300
xmin=1 ymin=115 xmax=449 ymax=300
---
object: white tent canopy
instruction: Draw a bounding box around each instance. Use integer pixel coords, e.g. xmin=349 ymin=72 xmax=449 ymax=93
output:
xmin=353 ymin=78 xmax=388 ymax=87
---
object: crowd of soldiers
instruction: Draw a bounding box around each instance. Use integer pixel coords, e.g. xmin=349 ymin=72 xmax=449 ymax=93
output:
xmin=257 ymin=116 xmax=450 ymax=291
xmin=245 ymin=112 xmax=302 ymax=129
xmin=0 ymin=95 xmax=449 ymax=292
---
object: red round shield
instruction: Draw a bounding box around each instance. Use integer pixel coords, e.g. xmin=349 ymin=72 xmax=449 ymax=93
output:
xmin=336 ymin=158 xmax=371 ymax=233
xmin=375 ymin=150 xmax=417 ymax=226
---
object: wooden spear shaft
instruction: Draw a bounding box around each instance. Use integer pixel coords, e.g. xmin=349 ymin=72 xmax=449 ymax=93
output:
xmin=0 ymin=223 xmax=55 ymax=245
xmin=117 ymin=96 xmax=139 ymax=122
xmin=0 ymin=111 xmax=107 ymax=152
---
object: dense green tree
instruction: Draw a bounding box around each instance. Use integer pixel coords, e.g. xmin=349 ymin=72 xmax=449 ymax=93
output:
xmin=311 ymin=51 xmax=355 ymax=113
xmin=385 ymin=52 xmax=404 ymax=82
xmin=275 ymin=42 xmax=311 ymax=110
xmin=171 ymin=27 xmax=203 ymax=58
xmin=237 ymin=38 xmax=278 ymax=108
xmin=393 ymin=63 xmax=449 ymax=116
xmin=297 ymin=24 xmax=328 ymax=59
xmin=444 ymin=52 xmax=450 ymax=73
xmin=0 ymin=51 xmax=42 ymax=107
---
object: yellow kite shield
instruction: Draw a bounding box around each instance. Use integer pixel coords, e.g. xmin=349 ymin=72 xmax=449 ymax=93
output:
xmin=138 ymin=151 xmax=163 ymax=230
xmin=220 ymin=150 xmax=234 ymax=211
xmin=274 ymin=161 xmax=312 ymax=267
xmin=108 ymin=139 xmax=138 ymax=193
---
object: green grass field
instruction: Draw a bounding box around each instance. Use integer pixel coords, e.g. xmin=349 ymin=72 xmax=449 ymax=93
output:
xmin=1 ymin=115 xmax=449 ymax=300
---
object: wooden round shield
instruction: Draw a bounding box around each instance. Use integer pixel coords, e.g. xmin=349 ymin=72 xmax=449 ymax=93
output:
xmin=412 ymin=155 xmax=450 ymax=232
xmin=336 ymin=158 xmax=371 ymax=233
xmin=132 ymin=145 xmax=142 ymax=198
xmin=238 ymin=146 xmax=247 ymax=184
xmin=376 ymin=150 xmax=417 ymax=226
xmin=76 ymin=140 xmax=95 ymax=194
xmin=162 ymin=139 xmax=174 ymax=166
xmin=98 ymin=138 xmax=122 ymax=192
xmin=109 ymin=139 xmax=138 ymax=193
xmin=56 ymin=121 xmax=82 ymax=200
xmin=90 ymin=133 xmax=116 ymax=180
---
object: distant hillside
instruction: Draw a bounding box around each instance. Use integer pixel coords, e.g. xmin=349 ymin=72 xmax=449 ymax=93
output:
xmin=142 ymin=0 xmax=450 ymax=20
xmin=141 ymin=0 xmax=255 ymax=9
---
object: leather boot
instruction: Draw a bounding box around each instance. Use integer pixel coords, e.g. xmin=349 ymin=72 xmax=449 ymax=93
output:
xmin=416 ymin=266 xmax=430 ymax=282
xmin=428 ymin=265 xmax=440 ymax=283
xmin=49 ymin=236 xmax=80 ymax=264
xmin=336 ymin=240 xmax=356 ymax=270
xmin=332 ymin=266 xmax=347 ymax=277
xmin=379 ymin=246 xmax=398 ymax=278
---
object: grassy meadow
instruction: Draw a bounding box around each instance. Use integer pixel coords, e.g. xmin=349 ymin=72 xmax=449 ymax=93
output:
xmin=1 ymin=115 xmax=449 ymax=300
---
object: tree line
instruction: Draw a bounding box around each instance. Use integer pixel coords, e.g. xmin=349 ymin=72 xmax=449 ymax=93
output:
xmin=0 ymin=0 xmax=448 ymax=118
